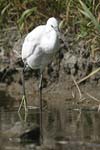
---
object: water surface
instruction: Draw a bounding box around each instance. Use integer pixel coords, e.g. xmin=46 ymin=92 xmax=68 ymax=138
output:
xmin=0 ymin=99 xmax=100 ymax=150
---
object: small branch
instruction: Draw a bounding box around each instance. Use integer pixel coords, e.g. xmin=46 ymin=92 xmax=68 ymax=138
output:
xmin=71 ymin=75 xmax=82 ymax=100
xmin=76 ymin=109 xmax=82 ymax=122
xmin=13 ymin=50 xmax=21 ymax=58
xmin=86 ymin=92 xmax=100 ymax=102
xmin=77 ymin=67 xmax=100 ymax=84
xmin=86 ymin=92 xmax=100 ymax=111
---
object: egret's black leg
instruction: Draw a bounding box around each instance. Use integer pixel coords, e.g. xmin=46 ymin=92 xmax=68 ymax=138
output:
xmin=18 ymin=67 xmax=27 ymax=113
xmin=39 ymin=72 xmax=43 ymax=143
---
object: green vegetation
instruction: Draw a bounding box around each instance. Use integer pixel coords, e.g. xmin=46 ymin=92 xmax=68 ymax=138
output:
xmin=0 ymin=0 xmax=67 ymax=33
xmin=0 ymin=0 xmax=100 ymax=56
xmin=0 ymin=0 xmax=100 ymax=33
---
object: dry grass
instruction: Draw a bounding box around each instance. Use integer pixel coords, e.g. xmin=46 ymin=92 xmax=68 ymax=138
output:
xmin=0 ymin=0 xmax=100 ymax=58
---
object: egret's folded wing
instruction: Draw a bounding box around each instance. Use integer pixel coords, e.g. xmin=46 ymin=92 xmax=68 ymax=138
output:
xmin=21 ymin=25 xmax=45 ymax=60
xmin=22 ymin=38 xmax=36 ymax=60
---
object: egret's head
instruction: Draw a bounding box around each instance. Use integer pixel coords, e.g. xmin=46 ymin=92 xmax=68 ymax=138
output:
xmin=46 ymin=17 xmax=59 ymax=32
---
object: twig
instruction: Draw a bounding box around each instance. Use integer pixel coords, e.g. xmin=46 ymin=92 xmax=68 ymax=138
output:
xmin=71 ymin=75 xmax=82 ymax=100
xmin=79 ymin=97 xmax=86 ymax=102
xmin=76 ymin=109 xmax=82 ymax=122
xmin=13 ymin=50 xmax=21 ymax=58
xmin=98 ymin=104 xmax=100 ymax=112
xmin=86 ymin=92 xmax=100 ymax=111
xmin=86 ymin=92 xmax=100 ymax=102
xmin=77 ymin=67 xmax=100 ymax=84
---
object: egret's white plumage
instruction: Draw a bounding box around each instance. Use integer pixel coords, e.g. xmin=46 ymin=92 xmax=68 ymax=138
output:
xmin=19 ymin=18 xmax=60 ymax=136
xmin=22 ymin=17 xmax=60 ymax=71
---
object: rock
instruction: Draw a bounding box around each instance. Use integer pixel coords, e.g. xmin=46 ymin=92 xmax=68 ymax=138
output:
xmin=77 ymin=57 xmax=92 ymax=76
xmin=0 ymin=67 xmax=18 ymax=84
xmin=63 ymin=52 xmax=78 ymax=75
xmin=20 ymin=125 xmax=40 ymax=144
xmin=0 ymin=90 xmax=14 ymax=109
xmin=3 ymin=121 xmax=40 ymax=144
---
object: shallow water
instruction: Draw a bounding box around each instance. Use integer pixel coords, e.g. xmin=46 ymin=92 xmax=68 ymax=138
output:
xmin=0 ymin=100 xmax=100 ymax=150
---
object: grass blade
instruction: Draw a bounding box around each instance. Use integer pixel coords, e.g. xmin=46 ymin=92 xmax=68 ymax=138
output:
xmin=18 ymin=7 xmax=37 ymax=30
xmin=79 ymin=0 xmax=100 ymax=32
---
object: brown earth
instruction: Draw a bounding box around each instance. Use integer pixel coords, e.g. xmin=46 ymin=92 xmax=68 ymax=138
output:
xmin=0 ymin=28 xmax=100 ymax=110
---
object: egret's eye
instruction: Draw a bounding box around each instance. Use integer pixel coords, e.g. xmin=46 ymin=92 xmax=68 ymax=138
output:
xmin=51 ymin=25 xmax=54 ymax=28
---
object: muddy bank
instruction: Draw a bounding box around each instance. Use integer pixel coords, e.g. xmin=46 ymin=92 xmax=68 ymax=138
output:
xmin=0 ymin=28 xmax=100 ymax=110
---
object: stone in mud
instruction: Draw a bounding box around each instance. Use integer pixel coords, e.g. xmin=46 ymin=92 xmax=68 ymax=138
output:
xmin=20 ymin=125 xmax=40 ymax=144
xmin=77 ymin=57 xmax=92 ymax=77
xmin=0 ymin=68 xmax=6 ymax=79
xmin=63 ymin=52 xmax=78 ymax=75
xmin=0 ymin=67 xmax=18 ymax=84
xmin=3 ymin=121 xmax=40 ymax=144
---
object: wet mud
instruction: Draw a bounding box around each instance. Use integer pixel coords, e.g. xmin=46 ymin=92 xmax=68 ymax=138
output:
xmin=0 ymin=28 xmax=100 ymax=110
xmin=0 ymin=26 xmax=100 ymax=150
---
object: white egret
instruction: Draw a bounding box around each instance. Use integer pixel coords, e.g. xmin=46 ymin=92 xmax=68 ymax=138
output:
xmin=18 ymin=17 xmax=60 ymax=141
